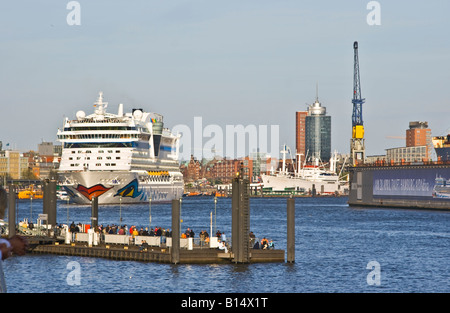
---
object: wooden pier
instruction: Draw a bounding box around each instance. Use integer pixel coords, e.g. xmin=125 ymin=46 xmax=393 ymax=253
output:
xmin=26 ymin=239 xmax=285 ymax=264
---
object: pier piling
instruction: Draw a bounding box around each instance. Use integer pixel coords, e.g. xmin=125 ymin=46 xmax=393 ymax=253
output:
xmin=8 ymin=184 xmax=16 ymax=238
xmin=231 ymin=174 xmax=250 ymax=264
xmin=91 ymin=196 xmax=98 ymax=229
xmin=287 ymin=197 xmax=295 ymax=263
xmin=43 ymin=179 xmax=57 ymax=226
xmin=171 ymin=199 xmax=180 ymax=264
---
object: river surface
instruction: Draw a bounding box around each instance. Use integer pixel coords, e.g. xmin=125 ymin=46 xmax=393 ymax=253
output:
xmin=2 ymin=196 xmax=449 ymax=293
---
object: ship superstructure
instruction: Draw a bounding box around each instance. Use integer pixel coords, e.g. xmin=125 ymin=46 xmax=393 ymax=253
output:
xmin=57 ymin=92 xmax=184 ymax=204
xmin=260 ymin=145 xmax=347 ymax=195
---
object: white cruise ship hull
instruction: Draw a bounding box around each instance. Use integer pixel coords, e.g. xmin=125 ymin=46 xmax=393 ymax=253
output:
xmin=59 ymin=171 xmax=184 ymax=205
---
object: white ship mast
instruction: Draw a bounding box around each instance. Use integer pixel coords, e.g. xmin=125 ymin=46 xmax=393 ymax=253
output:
xmin=280 ymin=144 xmax=288 ymax=174
xmin=94 ymin=91 xmax=108 ymax=117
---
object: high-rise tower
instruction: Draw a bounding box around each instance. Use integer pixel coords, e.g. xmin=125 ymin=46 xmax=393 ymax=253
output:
xmin=305 ymin=87 xmax=331 ymax=162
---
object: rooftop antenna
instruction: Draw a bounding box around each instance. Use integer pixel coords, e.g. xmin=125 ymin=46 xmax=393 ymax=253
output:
xmin=316 ymin=82 xmax=319 ymax=102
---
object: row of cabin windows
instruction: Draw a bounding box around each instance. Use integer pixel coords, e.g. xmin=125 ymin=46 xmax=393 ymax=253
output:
xmin=69 ymin=163 xmax=117 ymax=167
xmin=68 ymin=156 xmax=121 ymax=160
xmin=71 ymin=150 xmax=122 ymax=154
xmin=59 ymin=134 xmax=139 ymax=140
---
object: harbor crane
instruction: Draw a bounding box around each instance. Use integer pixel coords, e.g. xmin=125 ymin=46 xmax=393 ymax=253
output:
xmin=350 ymin=41 xmax=366 ymax=166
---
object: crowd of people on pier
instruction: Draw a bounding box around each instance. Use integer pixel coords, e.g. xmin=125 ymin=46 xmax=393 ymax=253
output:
xmin=16 ymin=219 xmax=275 ymax=251
xmin=249 ymin=231 xmax=275 ymax=250
xmin=67 ymin=222 xmax=173 ymax=239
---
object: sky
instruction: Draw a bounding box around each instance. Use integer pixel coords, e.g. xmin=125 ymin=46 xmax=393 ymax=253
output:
xmin=1 ymin=0 xmax=449 ymax=160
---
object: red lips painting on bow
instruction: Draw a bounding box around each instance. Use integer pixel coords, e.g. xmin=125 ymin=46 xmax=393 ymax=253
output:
xmin=75 ymin=184 xmax=113 ymax=201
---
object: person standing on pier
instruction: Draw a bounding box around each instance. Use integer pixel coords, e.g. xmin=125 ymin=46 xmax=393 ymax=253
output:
xmin=221 ymin=232 xmax=227 ymax=243
xmin=69 ymin=222 xmax=79 ymax=242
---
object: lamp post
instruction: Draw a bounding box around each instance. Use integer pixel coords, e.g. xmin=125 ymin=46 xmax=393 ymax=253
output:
xmin=210 ymin=211 xmax=212 ymax=241
xmin=179 ymin=197 xmax=183 ymax=232
xmin=30 ymin=194 xmax=33 ymax=223
xmin=149 ymin=197 xmax=152 ymax=229
xmin=214 ymin=196 xmax=217 ymax=235
xmin=119 ymin=196 xmax=122 ymax=225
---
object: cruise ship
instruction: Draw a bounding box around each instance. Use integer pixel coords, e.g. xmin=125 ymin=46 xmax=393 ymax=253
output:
xmin=260 ymin=145 xmax=348 ymax=195
xmin=57 ymin=92 xmax=184 ymax=204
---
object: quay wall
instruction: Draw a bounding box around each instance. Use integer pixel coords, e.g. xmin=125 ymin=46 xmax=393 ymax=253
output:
xmin=348 ymin=164 xmax=450 ymax=210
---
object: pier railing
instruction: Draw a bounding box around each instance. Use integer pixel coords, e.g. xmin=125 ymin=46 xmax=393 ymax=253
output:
xmin=54 ymin=230 xmax=274 ymax=252
xmin=63 ymin=231 xmax=226 ymax=251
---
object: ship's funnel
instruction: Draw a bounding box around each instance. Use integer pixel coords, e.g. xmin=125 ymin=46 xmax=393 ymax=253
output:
xmin=118 ymin=103 xmax=123 ymax=117
xmin=152 ymin=121 xmax=164 ymax=157
xmin=152 ymin=121 xmax=164 ymax=135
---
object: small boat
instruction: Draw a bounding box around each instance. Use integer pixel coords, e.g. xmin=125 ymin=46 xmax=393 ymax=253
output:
xmin=17 ymin=186 xmax=43 ymax=200
xmin=57 ymin=190 xmax=70 ymax=201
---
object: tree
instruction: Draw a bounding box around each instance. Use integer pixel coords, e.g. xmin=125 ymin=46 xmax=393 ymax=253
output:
xmin=21 ymin=168 xmax=37 ymax=180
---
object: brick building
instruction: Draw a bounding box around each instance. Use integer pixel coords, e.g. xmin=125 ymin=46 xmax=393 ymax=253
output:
xmin=181 ymin=154 xmax=278 ymax=184
xmin=296 ymin=111 xmax=308 ymax=164
xmin=385 ymin=121 xmax=433 ymax=163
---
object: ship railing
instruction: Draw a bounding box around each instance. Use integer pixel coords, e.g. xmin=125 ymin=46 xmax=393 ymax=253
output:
xmin=58 ymin=179 xmax=75 ymax=186
xmin=71 ymin=118 xmax=126 ymax=124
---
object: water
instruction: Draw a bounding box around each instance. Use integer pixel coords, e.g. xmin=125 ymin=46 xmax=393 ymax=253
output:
xmin=3 ymin=197 xmax=449 ymax=293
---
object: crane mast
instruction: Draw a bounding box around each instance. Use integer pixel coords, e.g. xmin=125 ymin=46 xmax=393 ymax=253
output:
xmin=350 ymin=41 xmax=366 ymax=166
